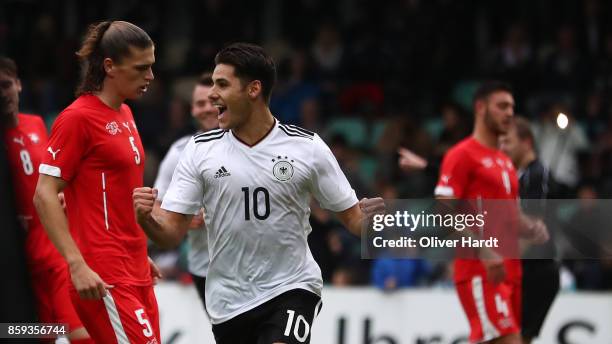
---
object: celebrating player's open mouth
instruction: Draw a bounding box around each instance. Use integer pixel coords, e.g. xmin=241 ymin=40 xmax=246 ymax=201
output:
xmin=213 ymin=103 xmax=227 ymax=119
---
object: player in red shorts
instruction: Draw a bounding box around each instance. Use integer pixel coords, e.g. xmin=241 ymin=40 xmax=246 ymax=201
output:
xmin=33 ymin=21 xmax=161 ymax=343
xmin=1 ymin=56 xmax=92 ymax=343
xmin=435 ymin=81 xmax=548 ymax=344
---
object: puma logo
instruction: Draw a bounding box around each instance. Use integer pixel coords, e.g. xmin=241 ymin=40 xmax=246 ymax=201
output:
xmin=47 ymin=147 xmax=61 ymax=160
xmin=13 ymin=136 xmax=25 ymax=146
xmin=122 ymin=122 xmax=132 ymax=134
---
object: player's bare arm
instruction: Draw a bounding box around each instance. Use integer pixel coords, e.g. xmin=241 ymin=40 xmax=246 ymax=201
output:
xmin=133 ymin=186 xmax=193 ymax=248
xmin=34 ymin=174 xmax=113 ymax=299
xmin=153 ymin=200 xmax=205 ymax=230
xmin=336 ymin=197 xmax=385 ymax=237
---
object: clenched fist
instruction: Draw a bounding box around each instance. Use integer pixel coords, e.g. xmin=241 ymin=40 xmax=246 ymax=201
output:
xmin=359 ymin=197 xmax=386 ymax=219
xmin=133 ymin=187 xmax=158 ymax=223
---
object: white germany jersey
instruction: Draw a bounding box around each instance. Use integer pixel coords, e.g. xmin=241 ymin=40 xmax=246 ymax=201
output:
xmin=162 ymin=120 xmax=358 ymax=324
xmin=153 ymin=135 xmax=209 ymax=277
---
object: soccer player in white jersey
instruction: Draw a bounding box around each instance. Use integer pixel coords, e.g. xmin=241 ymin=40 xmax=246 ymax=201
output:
xmin=153 ymin=72 xmax=217 ymax=311
xmin=133 ymin=42 xmax=384 ymax=344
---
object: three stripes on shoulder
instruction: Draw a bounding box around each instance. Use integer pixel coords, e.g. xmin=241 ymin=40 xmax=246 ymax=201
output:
xmin=278 ymin=124 xmax=314 ymax=140
xmin=194 ymin=124 xmax=315 ymax=143
xmin=194 ymin=129 xmax=228 ymax=143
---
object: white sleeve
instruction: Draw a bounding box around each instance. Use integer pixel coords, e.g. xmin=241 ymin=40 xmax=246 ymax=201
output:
xmin=309 ymin=134 xmax=358 ymax=212
xmin=161 ymin=138 xmax=204 ymax=215
xmin=153 ymin=138 xmax=188 ymax=200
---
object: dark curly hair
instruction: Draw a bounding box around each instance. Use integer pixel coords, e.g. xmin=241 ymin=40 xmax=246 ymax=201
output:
xmin=214 ymin=43 xmax=276 ymax=104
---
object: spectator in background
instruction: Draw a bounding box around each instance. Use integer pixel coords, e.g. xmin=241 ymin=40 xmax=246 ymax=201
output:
xmin=532 ymin=103 xmax=589 ymax=192
xmin=307 ymin=201 xmax=340 ymax=283
xmin=311 ymin=22 xmax=346 ymax=114
xmin=330 ymin=134 xmax=372 ymax=198
xmin=156 ymin=96 xmax=194 ymax=151
xmin=270 ymin=49 xmax=320 ymax=125
xmin=485 ymin=23 xmax=534 ymax=98
xmin=563 ymin=184 xmax=612 ymax=290
xmin=581 ymin=90 xmax=607 ymax=142
xmin=582 ymin=0 xmax=604 ymax=58
xmin=300 ymin=97 xmax=323 ymax=132
xmin=371 ymin=258 xmax=431 ymax=291
xmin=593 ymin=32 xmax=612 ymax=93
xmin=434 ymin=102 xmax=470 ymax=158
xmin=322 ymin=135 xmax=374 ymax=286
xmin=311 ymin=23 xmax=345 ymax=81
xmin=540 ymin=26 xmax=587 ymax=94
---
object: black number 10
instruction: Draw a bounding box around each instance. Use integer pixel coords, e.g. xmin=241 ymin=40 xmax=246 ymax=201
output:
xmin=241 ymin=187 xmax=271 ymax=220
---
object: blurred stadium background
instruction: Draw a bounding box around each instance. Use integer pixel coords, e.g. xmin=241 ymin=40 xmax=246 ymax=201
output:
xmin=2 ymin=0 xmax=612 ymax=343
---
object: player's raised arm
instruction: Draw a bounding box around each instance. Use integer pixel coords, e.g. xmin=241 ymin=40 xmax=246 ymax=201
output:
xmin=133 ymin=187 xmax=193 ymax=249
xmin=34 ymin=174 xmax=112 ymax=299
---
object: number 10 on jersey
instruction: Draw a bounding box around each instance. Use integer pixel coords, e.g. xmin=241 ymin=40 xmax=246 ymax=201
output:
xmin=242 ymin=187 xmax=270 ymax=220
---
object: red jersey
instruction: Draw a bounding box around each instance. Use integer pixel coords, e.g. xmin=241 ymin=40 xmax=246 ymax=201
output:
xmin=39 ymin=95 xmax=150 ymax=286
xmin=435 ymin=137 xmax=521 ymax=283
xmin=5 ymin=114 xmax=64 ymax=272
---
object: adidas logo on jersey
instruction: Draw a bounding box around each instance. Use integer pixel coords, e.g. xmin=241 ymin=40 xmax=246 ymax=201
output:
xmin=214 ymin=166 xmax=231 ymax=178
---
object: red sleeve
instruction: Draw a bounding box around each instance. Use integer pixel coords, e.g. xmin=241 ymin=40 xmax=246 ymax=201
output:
xmin=38 ymin=110 xmax=89 ymax=181
xmin=435 ymin=147 xmax=472 ymax=198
